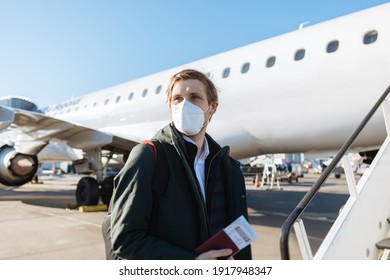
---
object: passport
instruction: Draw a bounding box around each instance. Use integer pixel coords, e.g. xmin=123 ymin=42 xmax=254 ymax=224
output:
xmin=195 ymin=215 xmax=257 ymax=259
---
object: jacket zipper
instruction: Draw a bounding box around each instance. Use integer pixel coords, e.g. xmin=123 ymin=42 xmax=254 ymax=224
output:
xmin=171 ymin=133 xmax=212 ymax=239
xmin=205 ymin=148 xmax=225 ymax=200
xmin=204 ymin=148 xmax=227 ymax=233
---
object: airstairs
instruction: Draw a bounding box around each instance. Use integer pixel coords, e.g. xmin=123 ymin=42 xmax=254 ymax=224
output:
xmin=280 ymin=85 xmax=390 ymax=260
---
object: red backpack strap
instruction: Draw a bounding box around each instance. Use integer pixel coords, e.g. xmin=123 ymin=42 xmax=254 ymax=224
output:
xmin=140 ymin=139 xmax=169 ymax=236
xmin=142 ymin=140 xmax=157 ymax=160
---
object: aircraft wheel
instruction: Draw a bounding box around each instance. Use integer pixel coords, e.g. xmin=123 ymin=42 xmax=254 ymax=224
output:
xmin=76 ymin=176 xmax=100 ymax=206
xmin=100 ymin=176 xmax=114 ymax=206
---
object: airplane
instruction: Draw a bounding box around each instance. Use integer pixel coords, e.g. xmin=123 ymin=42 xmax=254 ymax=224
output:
xmin=0 ymin=2 xmax=389 ymax=208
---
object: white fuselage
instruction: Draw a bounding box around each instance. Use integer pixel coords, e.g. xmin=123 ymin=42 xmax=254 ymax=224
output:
xmin=44 ymin=3 xmax=390 ymax=160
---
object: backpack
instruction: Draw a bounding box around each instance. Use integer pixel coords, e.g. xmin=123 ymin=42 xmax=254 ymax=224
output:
xmin=101 ymin=140 xmax=169 ymax=260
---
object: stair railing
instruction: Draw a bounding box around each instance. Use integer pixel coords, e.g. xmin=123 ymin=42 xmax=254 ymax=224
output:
xmin=280 ymin=84 xmax=390 ymax=260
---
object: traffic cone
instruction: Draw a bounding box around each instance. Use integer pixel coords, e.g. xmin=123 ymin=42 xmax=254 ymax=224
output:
xmin=254 ymin=173 xmax=260 ymax=188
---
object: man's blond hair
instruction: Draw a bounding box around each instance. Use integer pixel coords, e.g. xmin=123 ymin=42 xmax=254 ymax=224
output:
xmin=166 ymin=69 xmax=218 ymax=106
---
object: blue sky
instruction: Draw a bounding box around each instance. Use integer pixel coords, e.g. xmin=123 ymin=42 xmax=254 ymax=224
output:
xmin=0 ymin=0 xmax=388 ymax=108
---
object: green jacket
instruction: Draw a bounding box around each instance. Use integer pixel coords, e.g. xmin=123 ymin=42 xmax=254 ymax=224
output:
xmin=110 ymin=124 xmax=252 ymax=260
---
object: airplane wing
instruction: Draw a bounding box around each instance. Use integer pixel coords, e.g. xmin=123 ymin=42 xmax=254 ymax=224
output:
xmin=0 ymin=105 xmax=138 ymax=189
xmin=0 ymin=105 xmax=138 ymax=153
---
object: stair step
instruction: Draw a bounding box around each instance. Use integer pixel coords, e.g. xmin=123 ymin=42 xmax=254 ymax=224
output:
xmin=376 ymin=238 xmax=390 ymax=250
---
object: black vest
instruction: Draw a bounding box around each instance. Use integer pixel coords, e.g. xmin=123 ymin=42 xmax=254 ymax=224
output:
xmin=184 ymin=139 xmax=227 ymax=236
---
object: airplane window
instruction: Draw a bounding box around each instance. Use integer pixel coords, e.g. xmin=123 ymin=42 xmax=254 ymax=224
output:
xmin=116 ymin=96 xmax=121 ymax=103
xmin=266 ymin=56 xmax=276 ymax=68
xmin=327 ymin=40 xmax=339 ymax=53
xmin=241 ymin=63 xmax=250 ymax=74
xmin=295 ymin=49 xmax=305 ymax=61
xmin=155 ymin=85 xmax=162 ymax=94
xmin=128 ymin=92 xmax=134 ymax=100
xmin=222 ymin=67 xmax=230 ymax=78
xmin=104 ymin=99 xmax=109 ymax=105
xmin=363 ymin=30 xmax=378 ymax=45
xmin=93 ymin=102 xmax=97 ymax=107
xmin=142 ymin=89 xmax=148 ymax=98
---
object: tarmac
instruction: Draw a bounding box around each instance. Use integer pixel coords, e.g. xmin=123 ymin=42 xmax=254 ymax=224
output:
xmin=0 ymin=170 xmax=351 ymax=260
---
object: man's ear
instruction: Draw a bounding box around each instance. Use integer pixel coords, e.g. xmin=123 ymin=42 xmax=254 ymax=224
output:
xmin=169 ymin=102 xmax=173 ymax=113
xmin=210 ymin=101 xmax=218 ymax=115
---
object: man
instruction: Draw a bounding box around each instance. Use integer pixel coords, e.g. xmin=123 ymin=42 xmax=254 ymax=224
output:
xmin=110 ymin=69 xmax=252 ymax=260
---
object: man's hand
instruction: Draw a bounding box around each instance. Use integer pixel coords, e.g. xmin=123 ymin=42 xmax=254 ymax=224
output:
xmin=196 ymin=249 xmax=234 ymax=260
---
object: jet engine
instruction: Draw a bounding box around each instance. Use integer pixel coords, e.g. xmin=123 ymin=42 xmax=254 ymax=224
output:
xmin=0 ymin=145 xmax=38 ymax=186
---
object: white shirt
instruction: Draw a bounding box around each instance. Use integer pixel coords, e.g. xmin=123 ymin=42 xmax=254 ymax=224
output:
xmin=183 ymin=135 xmax=210 ymax=202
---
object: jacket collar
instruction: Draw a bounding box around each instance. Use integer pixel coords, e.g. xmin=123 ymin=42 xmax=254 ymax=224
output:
xmin=152 ymin=123 xmax=229 ymax=161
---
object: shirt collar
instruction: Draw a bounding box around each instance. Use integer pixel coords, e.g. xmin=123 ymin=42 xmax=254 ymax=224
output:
xmin=182 ymin=135 xmax=210 ymax=162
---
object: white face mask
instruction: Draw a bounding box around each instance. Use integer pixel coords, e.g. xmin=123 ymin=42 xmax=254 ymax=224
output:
xmin=171 ymin=99 xmax=210 ymax=136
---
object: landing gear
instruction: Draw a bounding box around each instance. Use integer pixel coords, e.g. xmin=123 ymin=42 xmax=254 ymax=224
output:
xmin=76 ymin=177 xmax=100 ymax=206
xmin=75 ymin=176 xmax=115 ymax=206
xmin=73 ymin=148 xmax=120 ymax=206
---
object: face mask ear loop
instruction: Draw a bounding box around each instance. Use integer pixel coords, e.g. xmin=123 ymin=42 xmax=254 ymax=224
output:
xmin=202 ymin=106 xmax=212 ymax=127
xmin=204 ymin=102 xmax=217 ymax=123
